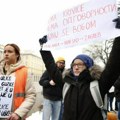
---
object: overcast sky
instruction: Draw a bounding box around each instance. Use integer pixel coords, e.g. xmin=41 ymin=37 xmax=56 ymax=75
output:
xmin=0 ymin=0 xmax=119 ymax=67
xmin=0 ymin=0 xmax=88 ymax=49
xmin=0 ymin=0 xmax=90 ymax=67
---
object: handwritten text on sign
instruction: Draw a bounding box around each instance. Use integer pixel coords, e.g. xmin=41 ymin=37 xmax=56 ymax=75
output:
xmin=44 ymin=0 xmax=120 ymax=50
xmin=0 ymin=75 xmax=15 ymax=118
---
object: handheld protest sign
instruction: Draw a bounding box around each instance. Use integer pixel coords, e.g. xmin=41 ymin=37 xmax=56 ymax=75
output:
xmin=0 ymin=75 xmax=15 ymax=118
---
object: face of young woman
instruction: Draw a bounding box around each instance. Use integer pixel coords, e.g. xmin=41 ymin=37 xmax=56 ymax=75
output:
xmin=4 ymin=45 xmax=18 ymax=65
xmin=72 ymin=59 xmax=86 ymax=76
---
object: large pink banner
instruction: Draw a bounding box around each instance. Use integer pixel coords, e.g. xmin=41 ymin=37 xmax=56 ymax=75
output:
xmin=44 ymin=0 xmax=120 ymax=50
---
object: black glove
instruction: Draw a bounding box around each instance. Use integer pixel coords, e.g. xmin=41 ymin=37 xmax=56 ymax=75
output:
xmin=113 ymin=17 xmax=120 ymax=29
xmin=39 ymin=35 xmax=47 ymax=45
xmin=39 ymin=35 xmax=48 ymax=50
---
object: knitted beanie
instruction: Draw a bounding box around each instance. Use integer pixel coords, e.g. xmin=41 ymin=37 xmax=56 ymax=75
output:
xmin=55 ymin=57 xmax=65 ymax=63
xmin=72 ymin=54 xmax=94 ymax=68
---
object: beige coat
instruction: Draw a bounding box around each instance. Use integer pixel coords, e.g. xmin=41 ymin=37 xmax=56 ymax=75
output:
xmin=0 ymin=59 xmax=36 ymax=120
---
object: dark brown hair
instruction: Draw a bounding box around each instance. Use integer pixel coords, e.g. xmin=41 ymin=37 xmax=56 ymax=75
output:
xmin=5 ymin=44 xmax=20 ymax=61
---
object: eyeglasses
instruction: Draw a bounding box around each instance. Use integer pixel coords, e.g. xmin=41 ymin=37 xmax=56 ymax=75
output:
xmin=72 ymin=63 xmax=85 ymax=68
xmin=58 ymin=61 xmax=65 ymax=65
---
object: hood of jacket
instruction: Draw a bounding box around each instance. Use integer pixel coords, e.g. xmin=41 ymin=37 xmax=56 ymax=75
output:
xmin=89 ymin=64 xmax=103 ymax=80
xmin=0 ymin=58 xmax=26 ymax=75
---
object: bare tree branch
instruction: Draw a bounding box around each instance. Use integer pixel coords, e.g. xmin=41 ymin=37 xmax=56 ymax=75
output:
xmin=82 ymin=39 xmax=113 ymax=65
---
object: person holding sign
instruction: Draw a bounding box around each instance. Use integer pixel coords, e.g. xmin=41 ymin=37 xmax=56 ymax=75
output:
xmin=0 ymin=44 xmax=36 ymax=120
xmin=39 ymin=34 xmax=120 ymax=120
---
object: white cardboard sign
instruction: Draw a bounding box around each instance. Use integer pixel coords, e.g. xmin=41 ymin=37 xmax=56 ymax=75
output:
xmin=0 ymin=75 xmax=15 ymax=118
xmin=44 ymin=0 xmax=120 ymax=50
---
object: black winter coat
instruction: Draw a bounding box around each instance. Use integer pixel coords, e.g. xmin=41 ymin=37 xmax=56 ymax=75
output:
xmin=39 ymin=70 xmax=63 ymax=101
xmin=114 ymin=76 xmax=120 ymax=102
xmin=63 ymin=69 xmax=103 ymax=120
xmin=40 ymin=36 xmax=120 ymax=120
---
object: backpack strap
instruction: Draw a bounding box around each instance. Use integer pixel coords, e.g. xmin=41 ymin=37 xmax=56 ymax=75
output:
xmin=62 ymin=83 xmax=70 ymax=102
xmin=90 ymin=80 xmax=103 ymax=108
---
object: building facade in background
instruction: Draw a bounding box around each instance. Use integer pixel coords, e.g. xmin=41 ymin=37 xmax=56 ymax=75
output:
xmin=21 ymin=51 xmax=45 ymax=82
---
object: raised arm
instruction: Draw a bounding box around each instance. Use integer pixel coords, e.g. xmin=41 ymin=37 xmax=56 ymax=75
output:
xmin=99 ymin=36 xmax=120 ymax=97
xmin=40 ymin=50 xmax=63 ymax=86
